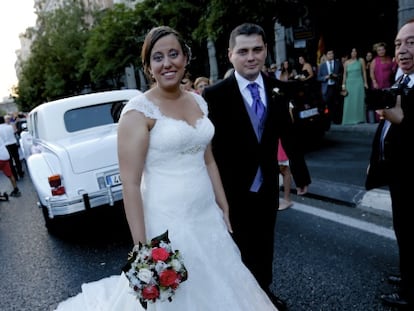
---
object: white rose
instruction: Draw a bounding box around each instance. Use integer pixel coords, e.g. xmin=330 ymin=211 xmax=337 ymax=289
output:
xmin=137 ymin=268 xmax=153 ymax=284
xmin=155 ymin=261 xmax=168 ymax=273
xmin=170 ymin=258 xmax=182 ymax=271
xmin=159 ymin=288 xmax=173 ymax=301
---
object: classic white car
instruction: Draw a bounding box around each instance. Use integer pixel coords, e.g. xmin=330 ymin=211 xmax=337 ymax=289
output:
xmin=20 ymin=89 xmax=141 ymax=231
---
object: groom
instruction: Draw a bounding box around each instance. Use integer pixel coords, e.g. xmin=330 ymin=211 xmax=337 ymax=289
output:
xmin=203 ymin=23 xmax=311 ymax=311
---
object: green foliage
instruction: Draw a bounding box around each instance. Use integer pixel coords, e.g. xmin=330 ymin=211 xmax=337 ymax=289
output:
xmin=16 ymin=0 xmax=290 ymax=110
xmin=16 ymin=1 xmax=91 ymax=110
xmin=82 ymin=4 xmax=142 ymax=88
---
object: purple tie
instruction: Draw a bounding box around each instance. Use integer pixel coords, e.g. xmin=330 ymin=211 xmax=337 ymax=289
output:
xmin=247 ymin=83 xmax=266 ymax=121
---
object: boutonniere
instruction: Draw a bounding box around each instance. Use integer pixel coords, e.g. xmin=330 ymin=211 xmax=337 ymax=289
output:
xmin=272 ymin=87 xmax=285 ymax=99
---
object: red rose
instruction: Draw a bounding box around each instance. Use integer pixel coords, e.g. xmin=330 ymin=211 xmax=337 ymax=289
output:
xmin=142 ymin=285 xmax=160 ymax=300
xmin=152 ymin=247 xmax=170 ymax=262
xmin=159 ymin=269 xmax=180 ymax=287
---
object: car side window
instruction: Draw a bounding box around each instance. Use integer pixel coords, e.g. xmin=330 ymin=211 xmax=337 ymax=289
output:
xmin=64 ymin=100 xmax=127 ymax=132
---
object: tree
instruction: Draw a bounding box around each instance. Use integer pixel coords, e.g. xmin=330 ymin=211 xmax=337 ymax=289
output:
xmin=16 ymin=1 xmax=91 ymax=109
xmin=81 ymin=4 xmax=142 ymax=90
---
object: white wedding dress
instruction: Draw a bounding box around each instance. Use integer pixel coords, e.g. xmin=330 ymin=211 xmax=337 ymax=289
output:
xmin=55 ymin=92 xmax=278 ymax=311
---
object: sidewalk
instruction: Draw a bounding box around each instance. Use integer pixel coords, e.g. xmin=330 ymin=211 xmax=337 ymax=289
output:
xmin=305 ymin=178 xmax=392 ymax=218
xmin=305 ymin=122 xmax=392 ymax=218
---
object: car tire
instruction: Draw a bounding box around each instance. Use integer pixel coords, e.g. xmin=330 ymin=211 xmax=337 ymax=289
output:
xmin=41 ymin=205 xmax=59 ymax=234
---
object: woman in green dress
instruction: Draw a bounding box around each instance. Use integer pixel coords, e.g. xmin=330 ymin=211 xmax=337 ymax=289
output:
xmin=341 ymin=48 xmax=368 ymax=125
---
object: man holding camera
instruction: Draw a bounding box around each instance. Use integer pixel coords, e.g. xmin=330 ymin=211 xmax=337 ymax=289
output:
xmin=366 ymin=18 xmax=414 ymax=309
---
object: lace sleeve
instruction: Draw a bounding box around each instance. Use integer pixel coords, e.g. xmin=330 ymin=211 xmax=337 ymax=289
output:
xmin=121 ymin=94 xmax=162 ymax=119
xmin=191 ymin=92 xmax=209 ymax=116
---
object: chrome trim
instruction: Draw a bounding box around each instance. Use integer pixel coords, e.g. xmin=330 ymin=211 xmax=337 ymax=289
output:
xmin=43 ymin=186 xmax=123 ymax=218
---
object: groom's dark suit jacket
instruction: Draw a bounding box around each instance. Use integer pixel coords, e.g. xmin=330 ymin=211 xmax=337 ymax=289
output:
xmin=203 ymin=72 xmax=311 ymax=290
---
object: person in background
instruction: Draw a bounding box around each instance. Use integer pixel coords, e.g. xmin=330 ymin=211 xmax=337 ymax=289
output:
xmin=295 ymin=54 xmax=317 ymax=111
xmin=278 ymin=100 xmax=294 ymax=211
xmin=341 ymin=53 xmax=349 ymax=66
xmin=4 ymin=115 xmax=17 ymax=132
xmin=296 ymin=55 xmax=314 ymax=82
xmin=203 ymin=22 xmax=311 ymax=311
xmin=317 ymin=48 xmax=344 ymax=124
xmin=0 ymin=136 xmax=21 ymax=197
xmin=194 ymin=76 xmax=210 ymax=94
xmin=0 ymin=116 xmax=24 ymax=181
xmin=366 ymin=18 xmax=414 ymax=309
xmin=261 ymin=64 xmax=270 ymax=76
xmin=276 ymin=60 xmax=297 ymax=81
xmin=54 ymin=25 xmax=280 ymax=311
xmin=180 ymin=72 xmax=196 ymax=92
xmin=318 ymin=53 xmax=327 ymax=66
xmin=341 ymin=47 xmax=368 ymax=125
xmin=365 ymin=50 xmax=374 ymax=87
xmin=269 ymin=63 xmax=278 ymax=79
xmin=277 ymin=139 xmax=293 ymax=211
xmin=364 ymin=50 xmax=375 ymax=123
xmin=369 ymin=42 xmax=398 ymax=123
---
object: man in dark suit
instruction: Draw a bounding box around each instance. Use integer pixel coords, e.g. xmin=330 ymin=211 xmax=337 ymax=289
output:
xmin=203 ymin=23 xmax=311 ymax=311
xmin=366 ymin=18 xmax=414 ymax=309
xmin=317 ymin=48 xmax=343 ymax=124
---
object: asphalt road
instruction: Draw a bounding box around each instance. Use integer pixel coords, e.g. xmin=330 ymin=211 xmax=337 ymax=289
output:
xmin=302 ymin=123 xmax=392 ymax=218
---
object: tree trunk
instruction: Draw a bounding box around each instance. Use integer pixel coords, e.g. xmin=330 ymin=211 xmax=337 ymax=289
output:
xmin=207 ymin=38 xmax=219 ymax=83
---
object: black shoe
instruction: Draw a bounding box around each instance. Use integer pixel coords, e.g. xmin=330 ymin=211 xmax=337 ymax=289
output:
xmin=18 ymin=172 xmax=25 ymax=178
xmin=10 ymin=188 xmax=21 ymax=197
xmin=388 ymin=274 xmax=402 ymax=285
xmin=381 ymin=292 xmax=409 ymax=307
xmin=267 ymin=292 xmax=287 ymax=311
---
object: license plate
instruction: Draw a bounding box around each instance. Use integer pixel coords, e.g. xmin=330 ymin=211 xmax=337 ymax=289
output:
xmin=299 ymin=107 xmax=319 ymax=119
xmin=106 ymin=173 xmax=122 ymax=186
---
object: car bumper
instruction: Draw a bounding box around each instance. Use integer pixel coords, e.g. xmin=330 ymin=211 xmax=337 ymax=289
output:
xmin=41 ymin=186 xmax=123 ymax=219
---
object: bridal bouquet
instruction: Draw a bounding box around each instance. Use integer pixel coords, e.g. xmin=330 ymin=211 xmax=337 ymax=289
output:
xmin=122 ymin=230 xmax=188 ymax=309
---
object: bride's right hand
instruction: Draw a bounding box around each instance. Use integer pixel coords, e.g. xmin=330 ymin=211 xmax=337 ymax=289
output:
xmin=223 ymin=211 xmax=233 ymax=234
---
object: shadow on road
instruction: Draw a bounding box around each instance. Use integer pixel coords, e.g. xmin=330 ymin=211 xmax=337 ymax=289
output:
xmin=47 ymin=204 xmax=132 ymax=246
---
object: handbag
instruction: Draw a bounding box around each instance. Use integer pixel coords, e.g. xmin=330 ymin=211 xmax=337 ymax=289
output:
xmin=340 ymin=89 xmax=348 ymax=97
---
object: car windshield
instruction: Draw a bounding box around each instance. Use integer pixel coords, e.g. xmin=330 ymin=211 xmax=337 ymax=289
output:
xmin=64 ymin=100 xmax=126 ymax=132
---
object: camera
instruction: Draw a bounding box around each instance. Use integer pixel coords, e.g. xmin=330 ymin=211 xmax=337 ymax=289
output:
xmin=366 ymin=82 xmax=412 ymax=110
xmin=328 ymin=73 xmax=337 ymax=80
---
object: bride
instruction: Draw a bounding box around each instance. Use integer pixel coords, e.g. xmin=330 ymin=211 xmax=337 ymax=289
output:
xmin=54 ymin=25 xmax=278 ymax=311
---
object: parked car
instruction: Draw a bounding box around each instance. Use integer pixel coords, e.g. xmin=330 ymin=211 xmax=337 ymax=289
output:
xmin=20 ymin=89 xmax=141 ymax=231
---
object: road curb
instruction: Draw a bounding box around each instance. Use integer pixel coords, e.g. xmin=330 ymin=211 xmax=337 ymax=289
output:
xmin=359 ymin=188 xmax=392 ymax=218
xmin=302 ymin=178 xmax=392 ymax=218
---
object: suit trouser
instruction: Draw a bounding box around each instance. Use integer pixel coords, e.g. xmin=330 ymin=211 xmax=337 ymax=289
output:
xmin=6 ymin=143 xmax=24 ymax=180
xmin=389 ymin=180 xmax=414 ymax=303
xmin=229 ymin=189 xmax=278 ymax=293
xmin=323 ymin=84 xmax=342 ymax=124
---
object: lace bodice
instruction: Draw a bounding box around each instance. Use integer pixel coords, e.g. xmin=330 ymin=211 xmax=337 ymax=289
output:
xmin=121 ymin=92 xmax=214 ymax=174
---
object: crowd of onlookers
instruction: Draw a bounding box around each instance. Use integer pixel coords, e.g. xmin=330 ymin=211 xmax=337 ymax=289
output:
xmin=259 ymin=42 xmax=398 ymax=126
xmin=0 ymin=111 xmax=28 ymax=198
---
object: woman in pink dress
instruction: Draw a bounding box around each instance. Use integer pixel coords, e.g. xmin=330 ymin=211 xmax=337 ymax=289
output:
xmin=368 ymin=42 xmax=397 ymax=122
